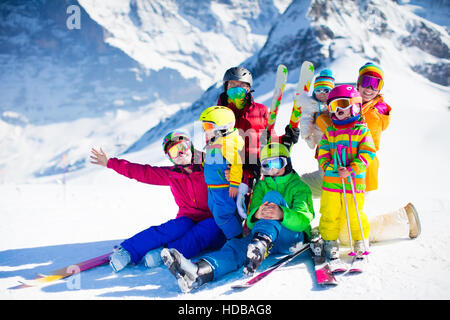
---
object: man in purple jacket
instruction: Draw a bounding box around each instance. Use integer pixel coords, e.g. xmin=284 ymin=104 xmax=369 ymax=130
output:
xmin=90 ymin=131 xmax=226 ymax=272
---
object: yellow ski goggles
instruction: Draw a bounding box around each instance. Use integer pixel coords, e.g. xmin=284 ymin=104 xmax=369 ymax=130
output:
xmin=167 ymin=140 xmax=191 ymax=159
xmin=328 ymin=97 xmax=362 ymax=114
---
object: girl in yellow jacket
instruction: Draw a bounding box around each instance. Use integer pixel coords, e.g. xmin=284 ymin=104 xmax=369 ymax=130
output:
xmin=356 ymin=62 xmax=391 ymax=192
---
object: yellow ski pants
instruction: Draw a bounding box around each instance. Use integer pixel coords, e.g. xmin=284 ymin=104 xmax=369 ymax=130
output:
xmin=319 ymin=190 xmax=370 ymax=242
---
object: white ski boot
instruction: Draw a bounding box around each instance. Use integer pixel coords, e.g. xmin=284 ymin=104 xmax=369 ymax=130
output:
xmin=349 ymin=240 xmax=369 ymax=273
xmin=160 ymin=248 xmax=213 ymax=293
xmin=109 ymin=246 xmax=131 ymax=272
xmin=324 ymin=240 xmax=347 ymax=273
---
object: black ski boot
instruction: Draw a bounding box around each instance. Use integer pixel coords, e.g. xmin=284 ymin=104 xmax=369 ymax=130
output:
xmin=161 ymin=248 xmax=213 ymax=293
xmin=243 ymin=233 xmax=273 ymax=275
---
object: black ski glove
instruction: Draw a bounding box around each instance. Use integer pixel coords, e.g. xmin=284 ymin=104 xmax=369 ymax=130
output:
xmin=282 ymin=124 xmax=300 ymax=148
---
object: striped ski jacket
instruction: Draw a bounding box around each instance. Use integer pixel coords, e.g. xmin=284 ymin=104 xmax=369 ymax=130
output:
xmin=318 ymin=120 xmax=376 ymax=193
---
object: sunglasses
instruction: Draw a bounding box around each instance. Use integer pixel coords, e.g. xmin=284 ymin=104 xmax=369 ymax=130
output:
xmin=315 ymin=88 xmax=331 ymax=94
xmin=261 ymin=157 xmax=288 ymax=171
xmin=358 ymin=75 xmax=382 ymax=91
xmin=328 ymin=97 xmax=361 ymax=114
xmin=167 ymin=141 xmax=191 ymax=159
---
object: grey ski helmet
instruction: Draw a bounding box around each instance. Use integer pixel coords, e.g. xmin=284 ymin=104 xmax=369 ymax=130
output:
xmin=223 ymin=67 xmax=253 ymax=89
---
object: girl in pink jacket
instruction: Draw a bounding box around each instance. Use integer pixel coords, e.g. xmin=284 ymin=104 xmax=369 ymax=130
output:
xmin=90 ymin=131 xmax=226 ymax=272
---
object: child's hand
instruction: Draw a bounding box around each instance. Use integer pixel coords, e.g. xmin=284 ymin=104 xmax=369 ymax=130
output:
xmin=90 ymin=147 xmax=109 ymax=167
xmin=255 ymin=202 xmax=283 ymax=220
xmin=338 ymin=167 xmax=350 ymax=179
xmin=224 ymin=169 xmax=230 ymax=182
xmin=255 ymin=202 xmax=269 ymax=219
xmin=261 ymin=203 xmax=284 ymax=220
xmin=229 ymin=187 xmax=238 ymax=198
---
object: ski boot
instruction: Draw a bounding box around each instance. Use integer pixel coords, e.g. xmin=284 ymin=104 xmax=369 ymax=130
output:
xmin=243 ymin=232 xmax=273 ymax=276
xmin=309 ymin=227 xmax=324 ymax=257
xmin=405 ymin=202 xmax=421 ymax=239
xmin=324 ymin=240 xmax=347 ymax=273
xmin=143 ymin=247 xmax=163 ymax=268
xmin=160 ymin=248 xmax=213 ymax=293
xmin=109 ymin=246 xmax=131 ymax=272
xmin=349 ymin=240 xmax=369 ymax=273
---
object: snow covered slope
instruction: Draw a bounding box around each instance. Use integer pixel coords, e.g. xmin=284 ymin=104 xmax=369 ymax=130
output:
xmin=1 ymin=0 xmax=450 ymax=300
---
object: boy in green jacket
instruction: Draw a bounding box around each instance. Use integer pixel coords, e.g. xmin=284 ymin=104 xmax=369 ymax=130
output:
xmin=161 ymin=143 xmax=315 ymax=293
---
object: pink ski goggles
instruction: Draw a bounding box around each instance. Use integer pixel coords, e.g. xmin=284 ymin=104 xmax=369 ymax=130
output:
xmin=358 ymin=75 xmax=382 ymax=91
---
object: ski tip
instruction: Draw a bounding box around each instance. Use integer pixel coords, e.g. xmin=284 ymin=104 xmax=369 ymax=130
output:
xmin=8 ymin=281 xmax=33 ymax=290
xmin=231 ymin=284 xmax=251 ymax=290
xmin=320 ymin=280 xmax=338 ymax=286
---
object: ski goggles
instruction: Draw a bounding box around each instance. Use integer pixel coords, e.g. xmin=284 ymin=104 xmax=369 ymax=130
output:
xmin=166 ymin=140 xmax=191 ymax=159
xmin=328 ymin=97 xmax=361 ymax=114
xmin=261 ymin=157 xmax=288 ymax=171
xmin=201 ymin=121 xmax=216 ymax=132
xmin=227 ymin=81 xmax=251 ymax=90
xmin=358 ymin=75 xmax=382 ymax=91
xmin=314 ymin=88 xmax=331 ymax=94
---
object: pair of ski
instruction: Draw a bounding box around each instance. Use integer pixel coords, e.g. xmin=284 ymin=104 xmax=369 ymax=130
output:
xmin=265 ymin=60 xmax=315 ymax=145
xmin=231 ymin=242 xmax=337 ymax=289
xmin=310 ymin=237 xmax=366 ymax=285
xmin=231 ymin=241 xmax=366 ymax=290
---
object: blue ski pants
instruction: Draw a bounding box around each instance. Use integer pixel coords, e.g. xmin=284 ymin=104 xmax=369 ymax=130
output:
xmin=121 ymin=217 xmax=227 ymax=264
xmin=208 ymin=187 xmax=243 ymax=239
xmin=200 ymin=221 xmax=305 ymax=280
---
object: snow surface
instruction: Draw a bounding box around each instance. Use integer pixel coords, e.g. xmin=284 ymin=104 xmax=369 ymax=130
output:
xmin=1 ymin=0 xmax=450 ymax=300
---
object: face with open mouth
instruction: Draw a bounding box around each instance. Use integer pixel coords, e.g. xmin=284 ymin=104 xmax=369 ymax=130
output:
xmin=334 ymin=107 xmax=352 ymax=120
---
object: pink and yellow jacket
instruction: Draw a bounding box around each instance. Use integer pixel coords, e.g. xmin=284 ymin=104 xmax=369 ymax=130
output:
xmin=107 ymin=158 xmax=212 ymax=222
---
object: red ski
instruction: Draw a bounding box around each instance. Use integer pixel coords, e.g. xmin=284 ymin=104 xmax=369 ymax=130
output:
xmin=9 ymin=252 xmax=112 ymax=289
xmin=231 ymin=244 xmax=310 ymax=289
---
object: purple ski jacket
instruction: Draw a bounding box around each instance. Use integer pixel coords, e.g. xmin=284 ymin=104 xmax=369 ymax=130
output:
xmin=107 ymin=158 xmax=213 ymax=222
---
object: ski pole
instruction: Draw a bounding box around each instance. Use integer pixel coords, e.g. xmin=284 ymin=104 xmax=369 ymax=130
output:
xmin=347 ymin=175 xmax=370 ymax=255
xmin=335 ymin=145 xmax=354 ymax=255
xmin=341 ymin=177 xmax=354 ymax=255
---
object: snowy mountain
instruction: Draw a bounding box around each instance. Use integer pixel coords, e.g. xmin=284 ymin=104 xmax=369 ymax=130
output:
xmin=1 ymin=0 xmax=450 ymax=300
xmin=0 ymin=0 xmax=290 ymax=182
xmin=128 ymin=0 xmax=449 ymax=153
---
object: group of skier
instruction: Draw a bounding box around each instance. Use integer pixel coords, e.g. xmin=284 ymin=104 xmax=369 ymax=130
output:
xmin=90 ymin=61 xmax=421 ymax=292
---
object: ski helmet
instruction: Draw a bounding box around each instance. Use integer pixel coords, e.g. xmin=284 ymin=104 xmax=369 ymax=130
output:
xmin=223 ymin=67 xmax=253 ymax=89
xmin=260 ymin=143 xmax=291 ymax=174
xmin=199 ymin=106 xmax=236 ymax=135
xmin=260 ymin=143 xmax=291 ymax=162
xmin=327 ymin=85 xmax=362 ymax=117
xmin=162 ymin=131 xmax=191 ymax=154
